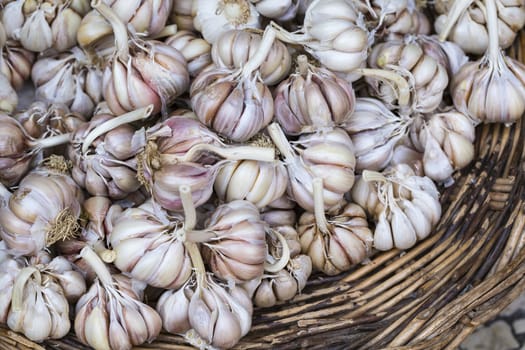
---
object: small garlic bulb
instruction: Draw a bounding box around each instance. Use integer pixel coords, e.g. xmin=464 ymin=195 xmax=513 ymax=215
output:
xmin=8 ymin=266 xmax=71 ymax=342
xmin=75 ymin=247 xmax=162 ymax=350
xmin=367 ymin=38 xmax=449 ymax=114
xmin=211 ymin=29 xmax=292 ymax=85
xmin=165 ymin=30 xmax=212 ymax=77
xmin=343 ymin=97 xmax=412 ymax=171
xmin=410 ymin=110 xmax=476 ymax=185
xmin=352 ymin=165 xmax=442 ymax=250
xmin=268 ymin=123 xmax=356 ymax=212
xmin=201 ymin=200 xmax=268 ymax=282
xmin=0 ymin=166 xmax=84 ymax=256
xmin=274 ymin=55 xmax=356 ymax=135
xmin=1 ymin=0 xmax=90 ymax=52
xmin=298 ymin=179 xmax=373 ymax=275
xmin=435 ymin=0 xmax=525 ymax=55
xmin=214 ymin=160 xmax=288 ymax=208
xmin=109 ymin=200 xmax=193 ymax=289
xmin=0 ymin=41 xmax=34 ymax=91
xmin=192 ymin=0 xmax=261 ymax=44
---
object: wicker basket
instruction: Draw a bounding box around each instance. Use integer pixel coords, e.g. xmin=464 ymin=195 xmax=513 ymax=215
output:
xmin=2 ymin=29 xmax=525 ymax=350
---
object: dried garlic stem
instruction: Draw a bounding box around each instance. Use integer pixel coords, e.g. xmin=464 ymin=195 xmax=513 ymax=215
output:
xmin=241 ymin=26 xmax=277 ymax=77
xmin=354 ymin=68 xmax=411 ymax=107
xmin=177 ymin=144 xmax=275 ymax=163
xmin=485 ymin=0 xmax=500 ymax=64
xmin=297 ymin=55 xmax=309 ymax=76
xmin=313 ymin=178 xmax=330 ymax=235
xmin=264 ymin=229 xmax=291 ymax=273
xmin=437 ymin=0 xmax=475 ymax=42
xmin=80 ymin=245 xmax=114 ymax=286
xmin=11 ymin=267 xmax=40 ymax=311
xmin=93 ymin=241 xmax=116 ymax=263
xmin=30 ymin=133 xmax=71 ymax=150
xmin=270 ymin=21 xmax=306 ymax=45
xmin=82 ymin=105 xmax=154 ymax=154
xmin=91 ymin=0 xmax=129 ymax=61
xmin=267 ymin=123 xmax=294 ymax=160
xmin=362 ymin=169 xmax=387 ymax=183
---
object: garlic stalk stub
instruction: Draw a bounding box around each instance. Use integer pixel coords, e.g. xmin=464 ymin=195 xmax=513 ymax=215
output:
xmin=0 ymin=165 xmax=84 ymax=256
xmin=75 ymin=246 xmax=162 ymax=350
xmin=298 ymin=178 xmax=373 ymax=275
xmin=450 ymin=0 xmax=525 ymax=124
xmin=274 ymin=55 xmax=356 ymax=135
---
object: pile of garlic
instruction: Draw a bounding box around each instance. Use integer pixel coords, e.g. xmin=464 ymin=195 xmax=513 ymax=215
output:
xmin=0 ymin=0 xmax=523 ymax=349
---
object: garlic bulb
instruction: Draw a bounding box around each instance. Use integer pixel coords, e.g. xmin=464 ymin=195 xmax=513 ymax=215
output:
xmin=188 ymin=275 xmax=253 ymax=348
xmin=7 ymin=266 xmax=71 ymax=341
xmin=192 ymin=0 xmax=261 ymax=44
xmin=435 ymin=0 xmax=525 ymax=55
xmin=367 ymin=38 xmax=449 ymax=114
xmin=268 ymin=123 xmax=356 ymax=211
xmin=298 ymin=178 xmax=373 ymax=275
xmin=409 ymin=109 xmax=476 ymax=185
xmin=1 ymin=0 xmax=90 ymax=52
xmin=274 ymin=55 xmax=356 ymax=135
xmin=211 ymin=29 xmax=292 ymax=85
xmin=450 ymin=0 xmax=525 ymax=124
xmin=351 ymin=165 xmax=441 ymax=250
xmin=109 ymin=200 xmax=193 ymax=289
xmin=214 ymin=160 xmax=288 ymax=208
xmin=249 ymin=0 xmax=300 ymax=21
xmin=91 ymin=0 xmax=190 ymax=115
xmin=170 ymin=0 xmax=195 ymax=31
xmin=31 ymin=48 xmax=103 ymax=118
xmin=68 ymin=107 xmax=152 ymax=199
xmin=200 ymin=200 xmax=268 ymax=282
xmin=165 ymin=30 xmax=212 ymax=77
xmin=0 ymin=41 xmax=34 ymax=91
xmin=272 ymin=0 xmax=370 ymax=79
xmin=0 ymin=73 xmax=17 ymax=113
xmin=343 ymin=97 xmax=412 ymax=171
xmin=0 ymin=165 xmax=84 ymax=256
xmin=75 ymin=246 xmax=162 ymax=350
xmin=77 ymin=0 xmax=173 ymax=50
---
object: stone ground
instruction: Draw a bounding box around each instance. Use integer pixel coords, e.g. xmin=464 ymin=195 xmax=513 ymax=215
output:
xmin=460 ymin=294 xmax=525 ymax=350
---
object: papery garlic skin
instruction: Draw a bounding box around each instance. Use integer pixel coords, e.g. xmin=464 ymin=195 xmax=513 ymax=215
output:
xmin=192 ymin=0 xmax=261 ymax=44
xmin=214 ymin=160 xmax=288 ymax=208
xmin=110 ymin=200 xmax=193 ymax=289
xmin=190 ymin=67 xmax=274 ymax=142
xmin=0 ymin=167 xmax=84 ymax=256
xmin=0 ymin=41 xmax=34 ymax=91
xmin=274 ymin=55 xmax=355 ymax=135
xmin=166 ymin=30 xmax=212 ymax=77
xmin=212 ymin=29 xmax=292 ymax=85
xmin=202 ymin=200 xmax=268 ymax=283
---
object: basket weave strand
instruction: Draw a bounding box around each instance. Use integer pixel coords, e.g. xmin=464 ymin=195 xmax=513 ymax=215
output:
xmin=2 ymin=30 xmax=525 ymax=350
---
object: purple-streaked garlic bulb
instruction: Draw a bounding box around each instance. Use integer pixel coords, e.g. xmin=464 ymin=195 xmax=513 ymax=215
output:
xmin=75 ymin=246 xmax=162 ymax=350
xmin=450 ymin=0 xmax=525 ymax=124
xmin=91 ymin=0 xmax=189 ymax=115
xmin=7 ymin=265 xmax=71 ymax=342
xmin=192 ymin=0 xmax=261 ymax=44
xmin=165 ymin=30 xmax=212 ymax=77
xmin=68 ymin=107 xmax=153 ymax=199
xmin=211 ymin=29 xmax=292 ymax=85
xmin=31 ymin=47 xmax=103 ymax=118
xmin=1 ymin=0 xmax=90 ymax=52
xmin=274 ymin=55 xmax=356 ymax=135
xmin=367 ymin=37 xmax=449 ymax=114
xmin=271 ymin=0 xmax=370 ymax=80
xmin=409 ymin=109 xmax=476 ymax=185
xmin=214 ymin=159 xmax=288 ymax=208
xmin=268 ymin=123 xmax=356 ymax=211
xmin=298 ymin=179 xmax=373 ymax=275
xmin=0 ymin=40 xmax=34 ymax=91
xmin=77 ymin=0 xmax=173 ymax=50
xmin=352 ymin=164 xmax=441 ymax=250
xmin=109 ymin=199 xmax=193 ymax=289
xmin=250 ymin=0 xmax=300 ymax=21
xmin=435 ymin=0 xmax=525 ymax=55
xmin=343 ymin=97 xmax=412 ymax=172
xmin=200 ymin=200 xmax=268 ymax=283
xmin=0 ymin=164 xmax=84 ymax=256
